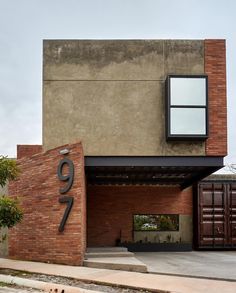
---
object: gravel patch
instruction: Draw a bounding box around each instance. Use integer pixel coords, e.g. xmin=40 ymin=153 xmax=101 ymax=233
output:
xmin=0 ymin=280 xmax=43 ymax=292
xmin=0 ymin=269 xmax=154 ymax=293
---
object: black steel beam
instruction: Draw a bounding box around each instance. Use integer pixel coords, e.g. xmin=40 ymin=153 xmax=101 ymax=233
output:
xmin=180 ymin=167 xmax=221 ymax=190
xmin=85 ymin=156 xmax=224 ymax=167
xmin=87 ymin=177 xmax=183 ymax=185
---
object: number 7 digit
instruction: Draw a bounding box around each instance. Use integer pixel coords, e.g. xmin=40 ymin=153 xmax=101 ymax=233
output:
xmin=58 ymin=196 xmax=74 ymax=232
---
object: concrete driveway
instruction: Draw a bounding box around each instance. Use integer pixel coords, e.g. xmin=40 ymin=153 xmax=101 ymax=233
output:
xmin=135 ymin=251 xmax=236 ymax=281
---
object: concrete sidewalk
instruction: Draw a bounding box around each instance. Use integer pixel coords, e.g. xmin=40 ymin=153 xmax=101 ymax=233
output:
xmin=0 ymin=258 xmax=236 ymax=293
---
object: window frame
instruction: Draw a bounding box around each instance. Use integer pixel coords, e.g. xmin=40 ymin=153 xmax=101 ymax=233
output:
xmin=166 ymin=74 xmax=209 ymax=141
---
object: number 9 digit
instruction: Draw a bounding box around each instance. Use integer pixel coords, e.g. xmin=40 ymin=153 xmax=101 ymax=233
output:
xmin=57 ymin=158 xmax=74 ymax=194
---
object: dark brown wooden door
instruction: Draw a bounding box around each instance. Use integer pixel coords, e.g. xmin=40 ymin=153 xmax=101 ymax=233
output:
xmin=197 ymin=182 xmax=236 ymax=249
xmin=228 ymin=183 xmax=236 ymax=245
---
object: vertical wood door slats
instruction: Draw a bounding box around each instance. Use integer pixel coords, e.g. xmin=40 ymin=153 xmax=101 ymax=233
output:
xmin=197 ymin=182 xmax=236 ymax=248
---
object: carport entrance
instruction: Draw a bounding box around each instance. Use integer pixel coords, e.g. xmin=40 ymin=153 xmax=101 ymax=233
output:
xmin=87 ymin=184 xmax=193 ymax=248
xmin=85 ymin=156 xmax=223 ymax=250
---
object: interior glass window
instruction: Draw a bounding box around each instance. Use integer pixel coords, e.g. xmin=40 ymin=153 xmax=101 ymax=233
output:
xmin=134 ymin=214 xmax=179 ymax=231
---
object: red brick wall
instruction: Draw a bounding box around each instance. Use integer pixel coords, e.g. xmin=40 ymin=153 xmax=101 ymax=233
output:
xmin=9 ymin=142 xmax=86 ymax=265
xmin=205 ymin=39 xmax=227 ymax=156
xmin=87 ymin=185 xmax=192 ymax=247
xmin=17 ymin=145 xmax=43 ymax=159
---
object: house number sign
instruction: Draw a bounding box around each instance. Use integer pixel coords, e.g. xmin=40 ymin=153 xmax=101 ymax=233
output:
xmin=57 ymin=158 xmax=74 ymax=232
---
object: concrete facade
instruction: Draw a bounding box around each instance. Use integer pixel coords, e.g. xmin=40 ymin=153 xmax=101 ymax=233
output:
xmin=43 ymin=40 xmax=206 ymax=156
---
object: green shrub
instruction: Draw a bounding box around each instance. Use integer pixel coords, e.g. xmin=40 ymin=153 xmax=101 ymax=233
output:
xmin=0 ymin=156 xmax=23 ymax=242
xmin=159 ymin=215 xmax=175 ymax=231
xmin=0 ymin=156 xmax=19 ymax=187
xmin=0 ymin=196 xmax=23 ymax=228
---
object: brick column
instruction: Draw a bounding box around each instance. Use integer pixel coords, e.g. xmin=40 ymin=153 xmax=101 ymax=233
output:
xmin=9 ymin=142 xmax=86 ymax=265
xmin=204 ymin=39 xmax=227 ymax=156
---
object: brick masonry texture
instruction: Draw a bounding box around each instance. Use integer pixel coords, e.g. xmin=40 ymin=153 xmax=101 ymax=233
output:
xmin=205 ymin=40 xmax=227 ymax=156
xmin=87 ymin=185 xmax=192 ymax=247
xmin=17 ymin=145 xmax=43 ymax=159
xmin=9 ymin=142 xmax=86 ymax=265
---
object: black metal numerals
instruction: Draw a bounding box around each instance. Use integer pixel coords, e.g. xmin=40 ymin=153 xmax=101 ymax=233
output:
xmin=57 ymin=158 xmax=74 ymax=232
xmin=57 ymin=158 xmax=74 ymax=194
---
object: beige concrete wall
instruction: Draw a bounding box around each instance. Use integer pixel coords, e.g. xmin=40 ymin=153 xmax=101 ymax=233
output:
xmin=43 ymin=40 xmax=205 ymax=156
xmin=0 ymin=183 xmax=8 ymax=257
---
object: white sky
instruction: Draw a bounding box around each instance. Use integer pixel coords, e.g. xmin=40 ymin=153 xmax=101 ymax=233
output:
xmin=0 ymin=0 xmax=235 ymax=170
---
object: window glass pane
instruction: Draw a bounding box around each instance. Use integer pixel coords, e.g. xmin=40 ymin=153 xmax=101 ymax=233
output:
xmin=170 ymin=108 xmax=206 ymax=135
xmin=170 ymin=77 xmax=206 ymax=106
xmin=134 ymin=214 xmax=179 ymax=231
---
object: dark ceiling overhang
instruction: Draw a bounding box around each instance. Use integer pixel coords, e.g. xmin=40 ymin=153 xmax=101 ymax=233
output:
xmin=85 ymin=156 xmax=224 ymax=190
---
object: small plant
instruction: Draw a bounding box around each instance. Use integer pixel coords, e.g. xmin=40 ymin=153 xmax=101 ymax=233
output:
xmin=166 ymin=234 xmax=171 ymax=242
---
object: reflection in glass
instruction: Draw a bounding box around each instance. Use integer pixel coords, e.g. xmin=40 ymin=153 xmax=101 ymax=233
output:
xmin=170 ymin=77 xmax=206 ymax=106
xmin=134 ymin=214 xmax=179 ymax=231
xmin=170 ymin=108 xmax=206 ymax=135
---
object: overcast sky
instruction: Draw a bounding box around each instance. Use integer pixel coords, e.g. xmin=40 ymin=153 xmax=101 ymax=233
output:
xmin=0 ymin=0 xmax=235 ymax=170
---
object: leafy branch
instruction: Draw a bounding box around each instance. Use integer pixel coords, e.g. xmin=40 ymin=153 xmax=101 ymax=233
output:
xmin=0 ymin=156 xmax=23 ymax=243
